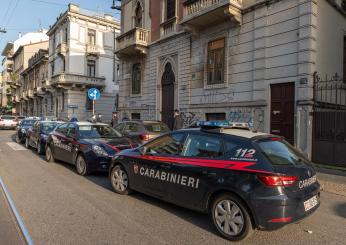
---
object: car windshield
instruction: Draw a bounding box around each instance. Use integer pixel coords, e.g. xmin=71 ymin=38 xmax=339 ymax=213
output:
xmin=21 ymin=120 xmax=36 ymax=126
xmin=79 ymin=125 xmax=122 ymax=139
xmin=257 ymin=138 xmax=308 ymax=166
xmin=144 ymin=122 xmax=170 ymax=133
xmin=2 ymin=116 xmax=14 ymax=120
xmin=41 ymin=122 xmax=58 ymax=134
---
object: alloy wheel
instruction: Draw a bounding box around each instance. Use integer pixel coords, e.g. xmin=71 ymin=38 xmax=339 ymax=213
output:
xmin=111 ymin=167 xmax=128 ymax=193
xmin=214 ymin=199 xmax=244 ymax=236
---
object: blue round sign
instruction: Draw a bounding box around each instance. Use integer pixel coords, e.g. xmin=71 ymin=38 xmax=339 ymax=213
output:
xmin=88 ymin=88 xmax=101 ymax=101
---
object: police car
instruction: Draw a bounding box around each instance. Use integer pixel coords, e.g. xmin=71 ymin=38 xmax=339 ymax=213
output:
xmin=109 ymin=121 xmax=320 ymax=241
xmin=45 ymin=122 xmax=137 ymax=175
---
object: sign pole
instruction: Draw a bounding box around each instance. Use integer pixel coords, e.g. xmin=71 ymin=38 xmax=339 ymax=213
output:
xmin=93 ymin=99 xmax=95 ymax=116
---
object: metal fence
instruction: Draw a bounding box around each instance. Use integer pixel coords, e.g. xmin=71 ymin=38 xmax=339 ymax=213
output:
xmin=312 ymin=72 xmax=346 ymax=166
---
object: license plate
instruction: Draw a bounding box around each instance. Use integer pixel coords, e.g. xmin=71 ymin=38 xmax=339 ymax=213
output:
xmin=304 ymin=196 xmax=318 ymax=211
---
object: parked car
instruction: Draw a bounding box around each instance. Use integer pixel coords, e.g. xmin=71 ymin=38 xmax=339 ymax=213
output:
xmin=25 ymin=121 xmax=64 ymax=154
xmin=0 ymin=115 xmax=17 ymax=129
xmin=15 ymin=117 xmax=40 ymax=143
xmin=114 ymin=120 xmax=170 ymax=144
xmin=45 ymin=122 xmax=138 ymax=175
xmin=15 ymin=116 xmax=26 ymax=124
xmin=109 ymin=121 xmax=320 ymax=241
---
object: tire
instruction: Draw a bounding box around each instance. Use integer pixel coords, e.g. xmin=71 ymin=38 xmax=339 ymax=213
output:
xmin=211 ymin=193 xmax=254 ymax=241
xmin=75 ymin=154 xmax=89 ymax=176
xmin=16 ymin=134 xmax=21 ymax=143
xmin=37 ymin=141 xmax=43 ymax=155
xmin=25 ymin=137 xmax=30 ymax=149
xmin=46 ymin=145 xmax=55 ymax=163
xmin=110 ymin=165 xmax=131 ymax=195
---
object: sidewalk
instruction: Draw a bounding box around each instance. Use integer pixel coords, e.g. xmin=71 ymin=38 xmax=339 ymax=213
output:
xmin=316 ymin=166 xmax=346 ymax=197
xmin=0 ymin=188 xmax=24 ymax=245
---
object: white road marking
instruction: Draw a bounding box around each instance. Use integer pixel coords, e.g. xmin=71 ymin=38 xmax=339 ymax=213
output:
xmin=6 ymin=142 xmax=27 ymax=151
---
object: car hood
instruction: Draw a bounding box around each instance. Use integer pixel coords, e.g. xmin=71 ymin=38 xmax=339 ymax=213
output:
xmin=80 ymin=137 xmax=137 ymax=151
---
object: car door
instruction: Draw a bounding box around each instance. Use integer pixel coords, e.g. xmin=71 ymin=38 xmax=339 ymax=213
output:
xmin=167 ymin=132 xmax=226 ymax=211
xmin=128 ymin=132 xmax=187 ymax=199
xmin=52 ymin=123 xmax=69 ymax=161
xmin=60 ymin=123 xmax=78 ymax=164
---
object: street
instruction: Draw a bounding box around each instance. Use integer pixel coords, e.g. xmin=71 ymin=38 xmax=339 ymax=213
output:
xmin=0 ymin=130 xmax=345 ymax=245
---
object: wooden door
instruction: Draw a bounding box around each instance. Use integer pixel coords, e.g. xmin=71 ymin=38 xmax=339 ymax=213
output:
xmin=270 ymin=83 xmax=295 ymax=144
xmin=161 ymin=63 xmax=175 ymax=129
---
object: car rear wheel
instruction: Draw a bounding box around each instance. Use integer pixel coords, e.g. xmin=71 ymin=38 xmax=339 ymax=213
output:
xmin=211 ymin=194 xmax=253 ymax=241
xmin=46 ymin=145 xmax=55 ymax=163
xmin=110 ymin=165 xmax=131 ymax=195
xmin=37 ymin=141 xmax=43 ymax=155
xmin=75 ymin=155 xmax=88 ymax=176
xmin=25 ymin=137 xmax=30 ymax=149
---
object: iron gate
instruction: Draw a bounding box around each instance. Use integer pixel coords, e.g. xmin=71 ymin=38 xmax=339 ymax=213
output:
xmin=312 ymin=73 xmax=346 ymax=166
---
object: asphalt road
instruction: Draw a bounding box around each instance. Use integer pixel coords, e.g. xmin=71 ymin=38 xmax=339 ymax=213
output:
xmin=0 ymin=130 xmax=345 ymax=245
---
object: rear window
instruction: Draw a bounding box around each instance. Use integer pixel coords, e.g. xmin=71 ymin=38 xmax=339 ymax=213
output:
xmin=1 ymin=116 xmax=14 ymax=120
xmin=21 ymin=120 xmax=36 ymax=126
xmin=257 ymin=139 xmax=308 ymax=166
xmin=144 ymin=123 xmax=170 ymax=133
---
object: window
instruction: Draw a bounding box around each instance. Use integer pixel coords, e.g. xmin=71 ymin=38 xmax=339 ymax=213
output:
xmin=344 ymin=36 xmax=346 ymax=81
xmin=61 ymin=92 xmax=65 ymax=112
xmin=62 ymin=57 xmax=65 ymax=72
xmin=135 ymin=3 xmax=143 ymax=27
xmin=50 ymin=94 xmax=54 ymax=111
xmin=88 ymin=29 xmax=96 ymax=45
xmin=67 ymin=124 xmax=77 ymax=138
xmin=182 ymin=133 xmax=223 ymax=158
xmin=86 ymin=93 xmax=93 ymax=111
xmin=124 ymin=122 xmax=140 ymax=133
xmin=342 ymin=0 xmax=346 ymax=11
xmin=56 ymin=123 xmax=68 ymax=135
xmin=114 ymin=123 xmax=125 ymax=133
xmin=206 ymin=113 xmax=226 ymax=121
xmin=144 ymin=133 xmax=186 ymax=156
xmin=87 ymin=60 xmax=96 ymax=77
xmin=207 ymin=38 xmax=225 ymax=85
xmin=51 ymin=61 xmax=55 ymax=75
xmin=64 ymin=27 xmax=68 ymax=43
xmin=166 ymin=0 xmax=176 ymax=20
xmin=132 ymin=63 xmax=141 ymax=94
xmin=116 ymin=64 xmax=120 ymax=80
xmin=131 ymin=113 xmax=141 ymax=120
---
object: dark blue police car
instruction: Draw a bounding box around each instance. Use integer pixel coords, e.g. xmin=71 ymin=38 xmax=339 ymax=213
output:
xmin=45 ymin=122 xmax=137 ymax=175
xmin=109 ymin=121 xmax=320 ymax=241
xmin=25 ymin=120 xmax=63 ymax=154
xmin=15 ymin=117 xmax=40 ymax=143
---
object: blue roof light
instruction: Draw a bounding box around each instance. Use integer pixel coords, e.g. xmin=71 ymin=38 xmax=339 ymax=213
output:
xmin=197 ymin=121 xmax=231 ymax=127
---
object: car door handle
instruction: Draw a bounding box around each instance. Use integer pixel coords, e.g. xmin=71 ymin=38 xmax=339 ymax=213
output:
xmin=160 ymin=164 xmax=171 ymax=169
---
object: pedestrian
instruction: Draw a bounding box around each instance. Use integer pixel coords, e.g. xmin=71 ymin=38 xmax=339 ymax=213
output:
xmin=173 ymin=109 xmax=184 ymax=131
xmin=110 ymin=112 xmax=118 ymax=127
xmin=96 ymin=113 xmax=102 ymax=123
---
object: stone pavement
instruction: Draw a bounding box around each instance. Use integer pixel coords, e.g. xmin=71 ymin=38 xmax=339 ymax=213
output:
xmin=317 ymin=168 xmax=346 ymax=197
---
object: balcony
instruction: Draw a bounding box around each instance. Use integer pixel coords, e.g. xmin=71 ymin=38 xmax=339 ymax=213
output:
xmin=56 ymin=43 xmax=68 ymax=56
xmin=181 ymin=0 xmax=242 ymax=30
xmin=86 ymin=44 xmax=100 ymax=56
xmin=160 ymin=17 xmax=178 ymax=38
xmin=116 ymin=27 xmax=150 ymax=57
xmin=50 ymin=73 xmax=106 ymax=89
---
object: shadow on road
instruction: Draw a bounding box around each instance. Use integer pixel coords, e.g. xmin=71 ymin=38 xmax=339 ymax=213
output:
xmin=333 ymin=203 xmax=346 ymax=218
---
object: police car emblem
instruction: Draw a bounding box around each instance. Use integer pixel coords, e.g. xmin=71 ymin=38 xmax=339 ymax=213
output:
xmin=134 ymin=164 xmax=139 ymax=174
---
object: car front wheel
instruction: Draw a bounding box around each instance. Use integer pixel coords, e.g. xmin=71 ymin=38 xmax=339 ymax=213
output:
xmin=211 ymin=193 xmax=253 ymax=241
xmin=46 ymin=145 xmax=55 ymax=163
xmin=110 ymin=165 xmax=131 ymax=195
xmin=75 ymin=155 xmax=88 ymax=176
xmin=25 ymin=137 xmax=30 ymax=149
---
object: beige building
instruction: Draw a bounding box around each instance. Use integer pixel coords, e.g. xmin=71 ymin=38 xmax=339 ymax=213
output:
xmin=1 ymin=43 xmax=14 ymax=112
xmin=117 ymin=0 xmax=346 ymax=160
xmin=46 ymin=4 xmax=120 ymax=122
xmin=12 ymin=41 xmax=49 ymax=115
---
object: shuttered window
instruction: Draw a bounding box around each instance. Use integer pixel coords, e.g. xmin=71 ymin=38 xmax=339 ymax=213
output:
xmin=207 ymin=38 xmax=225 ymax=85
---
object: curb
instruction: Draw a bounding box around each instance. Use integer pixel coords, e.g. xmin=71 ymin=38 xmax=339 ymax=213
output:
xmin=317 ymin=172 xmax=346 ymax=197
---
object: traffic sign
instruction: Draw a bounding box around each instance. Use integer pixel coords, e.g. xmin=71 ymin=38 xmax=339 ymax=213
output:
xmin=88 ymin=88 xmax=101 ymax=101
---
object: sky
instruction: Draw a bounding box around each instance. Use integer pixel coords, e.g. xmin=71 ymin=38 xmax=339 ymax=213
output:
xmin=0 ymin=0 xmax=121 ymax=56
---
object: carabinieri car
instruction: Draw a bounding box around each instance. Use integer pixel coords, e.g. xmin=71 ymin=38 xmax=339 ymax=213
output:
xmin=15 ymin=117 xmax=40 ymax=143
xmin=109 ymin=121 xmax=320 ymax=241
xmin=25 ymin=120 xmax=64 ymax=154
xmin=45 ymin=122 xmax=137 ymax=175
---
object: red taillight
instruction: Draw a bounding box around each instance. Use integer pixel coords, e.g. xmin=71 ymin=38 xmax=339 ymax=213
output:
xmin=257 ymin=175 xmax=297 ymax=187
xmin=139 ymin=134 xmax=150 ymax=141
xmin=270 ymin=137 xmax=281 ymax=141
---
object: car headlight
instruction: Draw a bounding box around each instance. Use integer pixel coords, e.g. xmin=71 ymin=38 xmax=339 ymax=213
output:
xmin=92 ymin=145 xmax=108 ymax=157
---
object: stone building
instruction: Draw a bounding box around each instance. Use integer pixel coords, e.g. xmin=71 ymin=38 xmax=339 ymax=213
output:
xmin=46 ymin=3 xmax=120 ymax=122
xmin=1 ymin=44 xmax=14 ymax=112
xmin=116 ymin=0 xmax=346 ymax=157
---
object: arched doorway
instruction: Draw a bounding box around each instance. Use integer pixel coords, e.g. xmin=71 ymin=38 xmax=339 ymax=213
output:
xmin=161 ymin=63 xmax=175 ymax=129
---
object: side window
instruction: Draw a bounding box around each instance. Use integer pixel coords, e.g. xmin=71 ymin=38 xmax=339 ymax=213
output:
xmin=144 ymin=132 xmax=186 ymax=156
xmin=182 ymin=133 xmax=223 ymax=158
xmin=56 ymin=123 xmax=68 ymax=135
xmin=114 ymin=123 xmax=124 ymax=133
xmin=67 ymin=124 xmax=77 ymax=138
xmin=124 ymin=122 xmax=138 ymax=133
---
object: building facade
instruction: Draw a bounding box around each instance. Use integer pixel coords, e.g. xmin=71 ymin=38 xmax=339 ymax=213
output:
xmin=1 ymin=43 xmax=14 ymax=112
xmin=46 ymin=3 xmax=120 ymax=122
xmin=117 ymin=0 xmax=346 ymax=157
